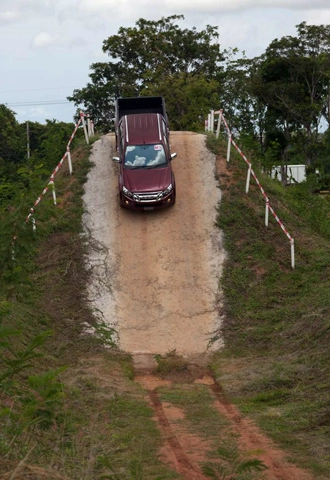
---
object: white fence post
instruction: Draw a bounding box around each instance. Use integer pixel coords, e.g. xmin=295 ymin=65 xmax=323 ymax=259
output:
xmin=246 ymin=165 xmax=251 ymax=193
xmin=87 ymin=114 xmax=92 ymax=137
xmin=210 ymin=110 xmax=214 ymax=133
xmin=226 ymin=134 xmax=231 ymax=162
xmin=49 ymin=181 xmax=57 ymax=205
xmin=67 ymin=147 xmax=73 ymax=175
xmin=265 ymin=199 xmax=269 ymax=226
xmin=291 ymin=238 xmax=295 ymax=269
xmin=216 ymin=110 xmax=223 ymax=139
xmin=80 ymin=112 xmax=89 ymax=144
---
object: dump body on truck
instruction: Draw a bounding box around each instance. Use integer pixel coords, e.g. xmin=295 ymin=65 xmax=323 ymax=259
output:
xmin=113 ymin=96 xmax=176 ymax=210
xmin=115 ymin=96 xmax=168 ymax=124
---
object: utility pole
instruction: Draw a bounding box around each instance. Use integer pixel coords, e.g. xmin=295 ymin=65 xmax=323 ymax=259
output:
xmin=26 ymin=121 xmax=30 ymax=159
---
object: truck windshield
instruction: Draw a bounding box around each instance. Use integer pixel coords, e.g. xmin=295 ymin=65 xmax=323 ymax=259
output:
xmin=124 ymin=144 xmax=167 ymax=169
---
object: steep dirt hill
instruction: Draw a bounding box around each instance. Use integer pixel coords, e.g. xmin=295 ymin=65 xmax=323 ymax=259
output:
xmin=81 ymin=132 xmax=316 ymax=480
xmin=83 ymin=131 xmax=224 ymax=365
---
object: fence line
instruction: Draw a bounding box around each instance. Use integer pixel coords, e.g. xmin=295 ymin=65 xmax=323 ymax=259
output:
xmin=11 ymin=112 xmax=94 ymax=261
xmin=25 ymin=112 xmax=93 ymax=228
xmin=210 ymin=109 xmax=295 ymax=269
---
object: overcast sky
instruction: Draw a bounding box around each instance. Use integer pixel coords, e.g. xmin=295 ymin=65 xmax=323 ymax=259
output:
xmin=1 ymin=0 xmax=330 ymax=125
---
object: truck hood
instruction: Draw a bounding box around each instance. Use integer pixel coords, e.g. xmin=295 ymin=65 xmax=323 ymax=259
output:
xmin=123 ymin=167 xmax=172 ymax=193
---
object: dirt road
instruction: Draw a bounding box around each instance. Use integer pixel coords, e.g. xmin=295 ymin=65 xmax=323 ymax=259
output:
xmin=83 ymin=131 xmax=224 ymax=362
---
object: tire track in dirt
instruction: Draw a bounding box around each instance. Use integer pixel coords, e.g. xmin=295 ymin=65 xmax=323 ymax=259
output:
xmin=148 ymin=390 xmax=207 ymax=480
xmin=209 ymin=382 xmax=315 ymax=480
xmin=137 ymin=373 xmax=212 ymax=480
xmin=137 ymin=371 xmax=316 ymax=480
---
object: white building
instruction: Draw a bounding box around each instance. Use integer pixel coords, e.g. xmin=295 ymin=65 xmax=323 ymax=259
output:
xmin=271 ymin=164 xmax=306 ymax=184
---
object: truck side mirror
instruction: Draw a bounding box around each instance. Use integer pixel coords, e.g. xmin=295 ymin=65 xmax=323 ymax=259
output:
xmin=170 ymin=153 xmax=177 ymax=160
xmin=113 ymin=156 xmax=120 ymax=163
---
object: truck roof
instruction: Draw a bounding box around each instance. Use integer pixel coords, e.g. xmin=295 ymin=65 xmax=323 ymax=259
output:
xmin=124 ymin=113 xmax=163 ymax=144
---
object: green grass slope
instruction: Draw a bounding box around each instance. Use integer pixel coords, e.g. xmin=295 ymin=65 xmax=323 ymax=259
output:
xmin=207 ymin=133 xmax=330 ymax=478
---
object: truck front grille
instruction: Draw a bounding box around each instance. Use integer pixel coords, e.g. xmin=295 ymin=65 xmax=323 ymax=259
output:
xmin=133 ymin=191 xmax=163 ymax=203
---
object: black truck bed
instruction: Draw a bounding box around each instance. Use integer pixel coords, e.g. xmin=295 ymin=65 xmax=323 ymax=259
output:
xmin=115 ymin=96 xmax=167 ymax=122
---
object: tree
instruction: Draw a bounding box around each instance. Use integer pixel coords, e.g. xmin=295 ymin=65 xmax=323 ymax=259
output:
xmin=31 ymin=119 xmax=80 ymax=171
xmin=220 ymin=52 xmax=268 ymax=147
xmin=253 ymin=22 xmax=330 ymax=166
xmin=0 ymin=105 xmax=25 ymax=165
xmin=140 ymin=72 xmax=220 ymax=131
xmin=68 ymin=15 xmax=224 ymax=132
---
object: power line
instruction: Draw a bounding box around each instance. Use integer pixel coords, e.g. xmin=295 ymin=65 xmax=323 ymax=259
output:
xmin=0 ymin=86 xmax=78 ymax=94
xmin=6 ymin=100 xmax=72 ymax=107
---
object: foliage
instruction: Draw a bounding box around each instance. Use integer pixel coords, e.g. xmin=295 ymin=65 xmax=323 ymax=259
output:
xmin=252 ymin=22 xmax=330 ymax=167
xmin=0 ymin=109 xmax=87 ymax=303
xmin=0 ymin=105 xmax=25 ymax=166
xmin=154 ymin=350 xmax=189 ymax=374
xmin=0 ymin=108 xmax=84 ymax=203
xmin=220 ymin=53 xmax=267 ymax=142
xmin=202 ymin=443 xmax=267 ymax=479
xmin=0 ymin=328 xmax=65 ymax=453
xmin=29 ymin=119 xmax=79 ymax=171
xmin=68 ymin=14 xmax=223 ymax=132
xmin=141 ymin=72 xmax=220 ymax=131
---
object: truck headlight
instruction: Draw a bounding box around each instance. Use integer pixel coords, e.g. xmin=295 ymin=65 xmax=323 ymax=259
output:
xmin=123 ymin=185 xmax=133 ymax=198
xmin=163 ymin=184 xmax=173 ymax=196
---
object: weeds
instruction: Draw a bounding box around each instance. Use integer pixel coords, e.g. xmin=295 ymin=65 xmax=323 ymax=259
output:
xmin=209 ymin=133 xmax=330 ymax=477
xmin=202 ymin=443 xmax=267 ymax=479
xmin=0 ymin=328 xmax=66 ymax=458
xmin=154 ymin=350 xmax=189 ymax=375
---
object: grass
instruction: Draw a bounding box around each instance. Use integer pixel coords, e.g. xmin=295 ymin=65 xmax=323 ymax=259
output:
xmin=159 ymin=383 xmax=231 ymax=441
xmin=207 ymin=133 xmax=330 ymax=478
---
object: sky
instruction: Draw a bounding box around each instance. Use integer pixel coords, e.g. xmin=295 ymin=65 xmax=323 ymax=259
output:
xmin=1 ymin=0 xmax=330 ymax=125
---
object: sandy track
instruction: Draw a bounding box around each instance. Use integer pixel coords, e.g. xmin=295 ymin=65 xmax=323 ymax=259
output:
xmin=83 ymin=131 xmax=224 ymax=359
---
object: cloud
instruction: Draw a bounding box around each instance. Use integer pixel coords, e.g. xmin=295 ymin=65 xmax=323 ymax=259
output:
xmin=32 ymin=32 xmax=59 ymax=48
xmin=0 ymin=9 xmax=20 ymax=23
xmin=76 ymin=0 xmax=117 ymax=13
xmin=0 ymin=0 xmax=58 ymax=24
xmin=162 ymin=0 xmax=330 ymax=12
xmin=304 ymin=8 xmax=330 ymax=24
xmin=1 ymin=0 xmax=330 ymax=26
xmin=31 ymin=31 xmax=88 ymax=49
xmin=2 ymin=0 xmax=330 ymax=30
xmin=74 ymin=0 xmax=330 ymax=13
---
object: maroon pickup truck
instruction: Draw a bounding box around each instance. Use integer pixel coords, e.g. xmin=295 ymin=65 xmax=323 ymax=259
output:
xmin=113 ymin=97 xmax=176 ymax=210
